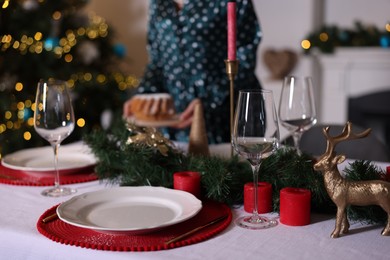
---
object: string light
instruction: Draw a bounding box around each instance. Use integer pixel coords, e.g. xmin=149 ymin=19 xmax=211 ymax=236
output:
xmin=23 ymin=131 xmax=32 ymax=141
xmin=15 ymin=82 xmax=23 ymax=91
xmin=0 ymin=13 xmax=111 ymax=62
xmin=4 ymin=111 xmax=12 ymax=120
xmin=77 ymin=118 xmax=85 ymax=127
xmin=319 ymin=32 xmax=329 ymax=42
xmin=0 ymin=11 xmax=140 ymax=142
xmin=0 ymin=71 xmax=139 ymax=135
xmin=301 ymin=39 xmax=311 ymax=50
xmin=2 ymin=0 xmax=9 ymax=9
xmin=0 ymin=124 xmax=6 ymax=133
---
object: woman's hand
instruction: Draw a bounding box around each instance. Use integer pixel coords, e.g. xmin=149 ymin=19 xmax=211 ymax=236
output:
xmin=122 ymin=98 xmax=134 ymax=118
xmin=173 ymin=98 xmax=201 ymax=129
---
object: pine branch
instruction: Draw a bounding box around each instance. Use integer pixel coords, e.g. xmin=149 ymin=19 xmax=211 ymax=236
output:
xmin=83 ymin=120 xmax=387 ymax=223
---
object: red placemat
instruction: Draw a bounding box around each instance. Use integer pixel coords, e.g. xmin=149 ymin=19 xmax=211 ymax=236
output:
xmin=37 ymin=200 xmax=232 ymax=251
xmin=0 ymin=163 xmax=97 ymax=186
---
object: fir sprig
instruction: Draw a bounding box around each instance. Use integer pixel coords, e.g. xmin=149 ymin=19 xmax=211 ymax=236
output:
xmin=260 ymin=147 xmax=334 ymax=213
xmin=83 ymin=119 xmax=387 ymax=223
xmin=344 ymin=160 xmax=388 ymax=224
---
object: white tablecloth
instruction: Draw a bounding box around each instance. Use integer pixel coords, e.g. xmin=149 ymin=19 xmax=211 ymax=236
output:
xmin=1 ymin=161 xmax=389 ymax=260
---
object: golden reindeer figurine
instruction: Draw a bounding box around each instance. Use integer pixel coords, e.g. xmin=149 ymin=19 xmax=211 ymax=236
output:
xmin=313 ymin=122 xmax=390 ymax=238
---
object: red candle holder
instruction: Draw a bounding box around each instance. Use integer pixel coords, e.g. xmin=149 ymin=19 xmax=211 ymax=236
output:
xmin=173 ymin=171 xmax=201 ymax=198
xmin=280 ymin=187 xmax=311 ymax=226
xmin=244 ymin=182 xmax=272 ymax=213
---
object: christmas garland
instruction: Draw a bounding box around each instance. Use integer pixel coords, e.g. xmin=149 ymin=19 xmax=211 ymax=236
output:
xmin=83 ymin=119 xmax=388 ymax=223
xmin=303 ymin=21 xmax=390 ymax=54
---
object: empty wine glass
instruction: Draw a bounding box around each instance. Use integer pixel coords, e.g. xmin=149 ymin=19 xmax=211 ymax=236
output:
xmin=278 ymin=76 xmax=317 ymax=155
xmin=34 ymin=79 xmax=76 ymax=197
xmin=232 ymin=89 xmax=280 ymax=229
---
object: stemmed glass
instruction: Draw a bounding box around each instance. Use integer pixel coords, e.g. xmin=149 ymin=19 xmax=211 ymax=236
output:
xmin=278 ymin=76 xmax=317 ymax=155
xmin=34 ymin=79 xmax=76 ymax=197
xmin=232 ymin=89 xmax=280 ymax=229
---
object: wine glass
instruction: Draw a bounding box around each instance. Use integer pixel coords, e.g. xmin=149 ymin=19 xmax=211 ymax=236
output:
xmin=232 ymin=89 xmax=280 ymax=229
xmin=34 ymin=79 xmax=76 ymax=197
xmin=278 ymin=76 xmax=317 ymax=155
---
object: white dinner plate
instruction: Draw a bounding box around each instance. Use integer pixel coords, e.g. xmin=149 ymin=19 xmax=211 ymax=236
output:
xmin=1 ymin=142 xmax=97 ymax=175
xmin=174 ymin=142 xmax=234 ymax=158
xmin=57 ymin=186 xmax=203 ymax=234
xmin=128 ymin=115 xmax=180 ymax=127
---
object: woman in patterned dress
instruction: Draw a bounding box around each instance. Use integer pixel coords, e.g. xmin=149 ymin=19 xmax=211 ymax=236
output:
xmin=124 ymin=0 xmax=261 ymax=143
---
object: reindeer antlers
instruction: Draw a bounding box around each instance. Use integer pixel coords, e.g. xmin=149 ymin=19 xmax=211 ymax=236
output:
xmin=322 ymin=121 xmax=371 ymax=156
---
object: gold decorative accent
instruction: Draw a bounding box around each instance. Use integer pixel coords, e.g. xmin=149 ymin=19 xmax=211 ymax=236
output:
xmin=42 ymin=213 xmax=58 ymax=223
xmin=165 ymin=215 xmax=227 ymax=244
xmin=313 ymin=121 xmax=390 ymax=238
xmin=126 ymin=123 xmax=173 ymax=156
xmin=188 ymin=101 xmax=210 ymax=156
xmin=225 ymin=59 xmax=239 ymax=157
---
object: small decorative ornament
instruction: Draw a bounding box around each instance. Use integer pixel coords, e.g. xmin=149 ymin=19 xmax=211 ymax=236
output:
xmin=77 ymin=40 xmax=100 ymax=65
xmin=380 ymin=35 xmax=390 ymax=48
xmin=113 ymin=43 xmax=126 ymax=58
xmin=313 ymin=121 xmax=390 ymax=238
xmin=20 ymin=0 xmax=39 ymax=11
xmin=44 ymin=37 xmax=60 ymax=51
xmin=126 ymin=123 xmax=173 ymax=156
xmin=0 ymin=73 xmax=17 ymax=91
xmin=263 ymin=49 xmax=298 ymax=80
xmin=188 ymin=101 xmax=210 ymax=156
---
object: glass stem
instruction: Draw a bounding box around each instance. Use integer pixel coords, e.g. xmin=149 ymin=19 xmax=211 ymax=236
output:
xmin=292 ymin=132 xmax=302 ymax=155
xmin=52 ymin=143 xmax=60 ymax=189
xmin=251 ymin=163 xmax=261 ymax=221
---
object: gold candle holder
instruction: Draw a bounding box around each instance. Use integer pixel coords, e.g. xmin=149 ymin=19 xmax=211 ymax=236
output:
xmin=225 ymin=59 xmax=239 ymax=157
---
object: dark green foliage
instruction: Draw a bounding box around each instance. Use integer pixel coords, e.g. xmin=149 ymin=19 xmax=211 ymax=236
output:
xmin=303 ymin=21 xmax=389 ymax=54
xmin=84 ymin=120 xmax=388 ymax=223
xmin=344 ymin=161 xmax=388 ymax=224
xmin=261 ymin=147 xmax=335 ymax=213
xmin=0 ymin=0 xmax=132 ymax=156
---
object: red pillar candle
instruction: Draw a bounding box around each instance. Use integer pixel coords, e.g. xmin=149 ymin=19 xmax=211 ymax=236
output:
xmin=386 ymin=166 xmax=390 ymax=181
xmin=173 ymin=171 xmax=201 ymax=198
xmin=280 ymin=187 xmax=311 ymax=226
xmin=227 ymin=1 xmax=237 ymax=60
xmin=244 ymin=182 xmax=272 ymax=213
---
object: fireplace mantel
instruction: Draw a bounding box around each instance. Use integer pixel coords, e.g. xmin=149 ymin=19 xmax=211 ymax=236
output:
xmin=313 ymin=47 xmax=390 ymax=124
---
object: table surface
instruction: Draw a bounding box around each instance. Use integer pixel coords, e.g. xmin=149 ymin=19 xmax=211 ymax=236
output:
xmin=1 ymin=160 xmax=389 ymax=260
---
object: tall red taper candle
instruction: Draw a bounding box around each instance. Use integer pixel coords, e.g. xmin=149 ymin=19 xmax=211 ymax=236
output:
xmin=227 ymin=1 xmax=237 ymax=61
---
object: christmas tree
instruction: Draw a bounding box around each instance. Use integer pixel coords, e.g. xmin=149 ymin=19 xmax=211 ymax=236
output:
xmin=0 ymin=0 xmax=138 ymax=157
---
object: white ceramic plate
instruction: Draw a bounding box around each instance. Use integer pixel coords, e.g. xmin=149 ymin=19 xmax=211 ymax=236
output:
xmin=1 ymin=142 xmax=97 ymax=175
xmin=174 ymin=142 xmax=233 ymax=158
xmin=128 ymin=115 xmax=180 ymax=127
xmin=57 ymin=186 xmax=202 ymax=234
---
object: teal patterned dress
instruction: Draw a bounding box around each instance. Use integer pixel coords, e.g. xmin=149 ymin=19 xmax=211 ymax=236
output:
xmin=137 ymin=0 xmax=262 ymax=143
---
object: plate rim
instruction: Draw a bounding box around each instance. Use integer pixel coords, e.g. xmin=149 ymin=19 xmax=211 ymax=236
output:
xmin=127 ymin=115 xmax=181 ymax=127
xmin=1 ymin=143 xmax=96 ymax=172
xmin=56 ymin=186 xmax=202 ymax=234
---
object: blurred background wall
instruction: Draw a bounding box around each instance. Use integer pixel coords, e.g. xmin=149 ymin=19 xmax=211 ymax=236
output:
xmin=84 ymin=0 xmax=390 ymax=81
xmin=84 ymin=0 xmax=390 ymax=143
